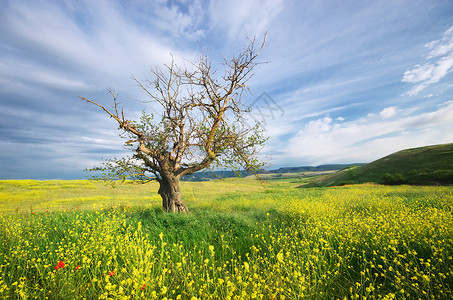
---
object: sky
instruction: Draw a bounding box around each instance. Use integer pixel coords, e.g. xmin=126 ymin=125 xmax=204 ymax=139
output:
xmin=1 ymin=0 xmax=453 ymax=179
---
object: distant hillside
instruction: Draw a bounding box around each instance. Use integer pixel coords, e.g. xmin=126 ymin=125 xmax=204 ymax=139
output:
xmin=268 ymin=164 xmax=364 ymax=173
xmin=181 ymin=170 xmax=249 ymax=181
xmin=181 ymin=164 xmax=360 ymax=181
xmin=306 ymin=143 xmax=453 ymax=187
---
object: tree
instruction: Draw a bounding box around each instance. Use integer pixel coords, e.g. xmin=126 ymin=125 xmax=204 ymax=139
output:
xmin=81 ymin=36 xmax=267 ymax=212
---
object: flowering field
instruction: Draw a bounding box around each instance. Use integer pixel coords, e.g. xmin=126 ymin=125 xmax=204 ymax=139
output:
xmin=0 ymin=179 xmax=452 ymax=299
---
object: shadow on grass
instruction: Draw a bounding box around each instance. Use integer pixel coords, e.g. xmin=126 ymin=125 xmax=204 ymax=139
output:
xmin=124 ymin=206 xmax=303 ymax=260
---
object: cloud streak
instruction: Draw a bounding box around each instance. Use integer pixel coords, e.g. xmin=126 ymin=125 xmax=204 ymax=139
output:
xmin=403 ymin=26 xmax=453 ymax=96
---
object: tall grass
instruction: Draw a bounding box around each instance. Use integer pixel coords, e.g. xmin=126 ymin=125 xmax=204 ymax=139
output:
xmin=0 ymin=180 xmax=452 ymax=299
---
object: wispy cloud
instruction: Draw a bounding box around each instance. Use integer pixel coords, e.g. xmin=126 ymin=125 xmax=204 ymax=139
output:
xmin=0 ymin=1 xmax=200 ymax=93
xmin=0 ymin=60 xmax=93 ymax=92
xmin=403 ymin=26 xmax=453 ymax=96
xmin=208 ymin=0 xmax=284 ymax=40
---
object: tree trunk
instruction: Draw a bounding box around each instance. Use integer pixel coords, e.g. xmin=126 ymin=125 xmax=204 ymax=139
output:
xmin=158 ymin=176 xmax=189 ymax=212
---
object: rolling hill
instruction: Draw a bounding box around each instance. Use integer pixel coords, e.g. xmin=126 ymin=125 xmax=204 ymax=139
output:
xmin=305 ymin=143 xmax=453 ymax=187
xmin=181 ymin=164 xmax=360 ymax=181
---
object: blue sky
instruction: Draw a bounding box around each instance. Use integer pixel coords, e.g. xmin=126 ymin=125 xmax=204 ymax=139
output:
xmin=1 ymin=0 xmax=453 ymax=179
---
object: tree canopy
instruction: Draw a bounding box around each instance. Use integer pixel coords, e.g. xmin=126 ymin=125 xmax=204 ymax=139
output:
xmin=82 ymin=36 xmax=267 ymax=212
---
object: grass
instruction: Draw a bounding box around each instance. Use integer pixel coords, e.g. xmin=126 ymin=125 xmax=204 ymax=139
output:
xmin=0 ymin=179 xmax=453 ymax=299
xmin=0 ymin=178 xmax=266 ymax=214
xmin=308 ymin=143 xmax=453 ymax=186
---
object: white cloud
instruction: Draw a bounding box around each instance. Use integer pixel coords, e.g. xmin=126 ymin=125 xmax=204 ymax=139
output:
xmin=305 ymin=117 xmax=333 ymax=133
xmin=379 ymin=106 xmax=398 ymax=119
xmin=402 ymin=64 xmax=435 ymax=83
xmin=427 ymin=26 xmax=453 ymax=58
xmin=280 ymin=101 xmax=453 ymax=165
xmin=403 ymin=26 xmax=453 ymax=96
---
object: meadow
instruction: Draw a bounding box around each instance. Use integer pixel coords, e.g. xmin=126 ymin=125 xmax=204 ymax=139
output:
xmin=0 ymin=178 xmax=452 ymax=299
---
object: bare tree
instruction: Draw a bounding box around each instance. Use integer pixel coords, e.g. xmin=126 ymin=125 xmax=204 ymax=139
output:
xmin=81 ymin=36 xmax=267 ymax=212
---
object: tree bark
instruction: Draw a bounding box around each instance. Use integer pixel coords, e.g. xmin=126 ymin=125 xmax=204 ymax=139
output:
xmin=158 ymin=176 xmax=189 ymax=212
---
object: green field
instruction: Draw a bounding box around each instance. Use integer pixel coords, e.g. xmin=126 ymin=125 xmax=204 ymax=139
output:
xmin=309 ymin=143 xmax=453 ymax=187
xmin=1 ymin=179 xmax=453 ymax=299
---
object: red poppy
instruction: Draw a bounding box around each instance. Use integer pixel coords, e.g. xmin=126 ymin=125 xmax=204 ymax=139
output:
xmin=141 ymin=284 xmax=146 ymax=290
xmin=75 ymin=265 xmax=80 ymax=270
xmin=109 ymin=271 xmax=115 ymax=277
xmin=54 ymin=261 xmax=65 ymax=269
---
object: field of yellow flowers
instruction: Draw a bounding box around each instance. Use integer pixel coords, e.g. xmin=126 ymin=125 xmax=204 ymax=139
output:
xmin=0 ymin=179 xmax=452 ymax=299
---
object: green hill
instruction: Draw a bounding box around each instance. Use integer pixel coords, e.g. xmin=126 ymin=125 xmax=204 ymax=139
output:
xmin=306 ymin=143 xmax=453 ymax=187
